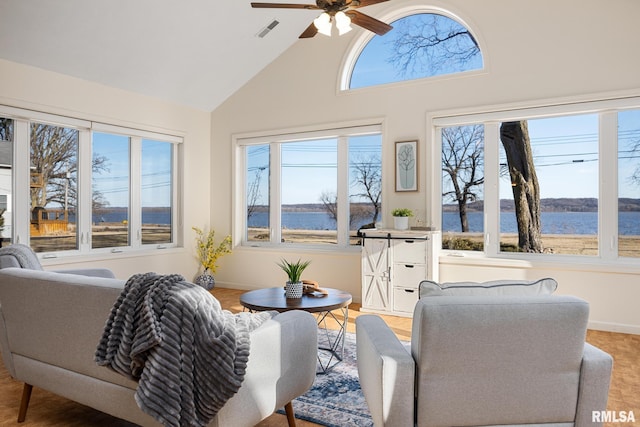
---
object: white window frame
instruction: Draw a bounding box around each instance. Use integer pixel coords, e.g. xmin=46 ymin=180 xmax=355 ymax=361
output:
xmin=234 ymin=121 xmax=383 ymax=251
xmin=428 ymin=95 xmax=640 ymax=267
xmin=0 ymin=104 xmax=183 ymax=259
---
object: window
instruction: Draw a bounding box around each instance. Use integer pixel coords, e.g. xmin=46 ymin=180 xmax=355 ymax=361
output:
xmin=434 ymin=97 xmax=640 ymax=263
xmin=246 ymin=144 xmax=270 ymax=243
xmin=141 ymin=139 xmax=173 ymax=245
xmin=499 ymin=115 xmax=599 ymax=256
xmin=91 ymin=134 xmax=176 ymax=250
xmin=441 ymin=124 xmax=485 ymax=251
xmin=30 ymin=122 xmax=79 ymax=253
xmin=92 ymin=132 xmax=130 ymax=249
xmin=349 ymin=12 xmax=483 ymax=90
xmin=282 ymin=139 xmax=338 ymax=245
xmin=0 ymin=105 xmax=181 ymax=256
xmin=349 ymin=135 xmax=382 ymax=244
xmin=238 ymin=124 xmax=382 ymax=248
xmin=618 ymin=109 xmax=640 ymax=258
xmin=0 ymin=117 xmax=13 ymax=247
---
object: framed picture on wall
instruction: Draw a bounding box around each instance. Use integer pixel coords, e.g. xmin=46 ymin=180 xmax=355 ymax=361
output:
xmin=395 ymin=140 xmax=418 ymax=192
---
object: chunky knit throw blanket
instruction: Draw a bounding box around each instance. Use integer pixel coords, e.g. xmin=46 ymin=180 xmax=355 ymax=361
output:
xmin=95 ymin=272 xmax=275 ymax=427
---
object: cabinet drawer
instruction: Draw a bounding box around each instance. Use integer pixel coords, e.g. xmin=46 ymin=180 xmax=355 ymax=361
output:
xmin=393 ymin=263 xmax=426 ymax=288
xmin=393 ymin=287 xmax=419 ymax=313
xmin=393 ymin=239 xmax=427 ymax=263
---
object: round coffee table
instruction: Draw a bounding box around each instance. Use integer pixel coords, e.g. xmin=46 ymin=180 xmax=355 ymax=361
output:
xmin=240 ymin=287 xmax=352 ymax=373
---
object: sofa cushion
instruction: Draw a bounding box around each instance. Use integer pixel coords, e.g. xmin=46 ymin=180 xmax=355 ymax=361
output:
xmin=419 ymin=277 xmax=558 ymax=297
xmin=0 ymin=244 xmax=43 ymax=270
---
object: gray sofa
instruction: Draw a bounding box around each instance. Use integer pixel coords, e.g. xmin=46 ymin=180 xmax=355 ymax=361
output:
xmin=357 ymin=293 xmax=613 ymax=427
xmin=0 ymin=265 xmax=317 ymax=426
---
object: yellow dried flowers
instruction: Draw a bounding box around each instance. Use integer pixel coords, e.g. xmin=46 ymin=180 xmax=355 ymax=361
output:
xmin=192 ymin=226 xmax=232 ymax=274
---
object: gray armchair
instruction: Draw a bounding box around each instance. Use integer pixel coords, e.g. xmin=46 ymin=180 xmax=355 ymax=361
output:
xmin=356 ymin=295 xmax=613 ymax=427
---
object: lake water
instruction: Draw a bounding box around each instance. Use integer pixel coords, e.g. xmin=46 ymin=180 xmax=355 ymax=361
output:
xmin=248 ymin=211 xmax=640 ymax=235
xmin=84 ymin=209 xmax=171 ymax=225
xmin=89 ymin=208 xmax=640 ymax=235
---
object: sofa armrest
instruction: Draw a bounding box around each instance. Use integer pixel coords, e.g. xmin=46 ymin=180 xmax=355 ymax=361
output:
xmin=52 ymin=268 xmax=116 ymax=278
xmin=575 ymin=343 xmax=613 ymax=427
xmin=356 ymin=315 xmax=415 ymax=427
xmin=216 ymin=310 xmax=317 ymax=427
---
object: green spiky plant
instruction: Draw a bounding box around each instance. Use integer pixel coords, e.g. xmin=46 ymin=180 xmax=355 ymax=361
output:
xmin=277 ymin=258 xmax=311 ymax=283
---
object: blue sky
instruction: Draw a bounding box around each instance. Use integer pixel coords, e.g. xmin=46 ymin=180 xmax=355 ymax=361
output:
xmin=499 ymin=114 xmax=600 ymax=200
xmin=93 ymin=132 xmax=172 ymax=208
xmin=246 ymin=135 xmax=382 ymax=206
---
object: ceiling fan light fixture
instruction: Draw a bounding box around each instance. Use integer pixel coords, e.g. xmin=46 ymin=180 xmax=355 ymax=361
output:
xmin=313 ymin=12 xmax=332 ymax=36
xmin=335 ymin=11 xmax=352 ymax=35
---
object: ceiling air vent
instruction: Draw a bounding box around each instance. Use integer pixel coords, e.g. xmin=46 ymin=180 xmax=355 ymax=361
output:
xmin=257 ymin=19 xmax=280 ymax=38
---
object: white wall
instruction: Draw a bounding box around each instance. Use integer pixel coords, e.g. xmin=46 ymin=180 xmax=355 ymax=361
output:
xmin=0 ymin=59 xmax=212 ymax=280
xmin=211 ymin=0 xmax=640 ymax=333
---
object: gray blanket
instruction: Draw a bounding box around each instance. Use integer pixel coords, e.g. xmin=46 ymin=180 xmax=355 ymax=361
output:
xmin=95 ymin=272 xmax=275 ymax=427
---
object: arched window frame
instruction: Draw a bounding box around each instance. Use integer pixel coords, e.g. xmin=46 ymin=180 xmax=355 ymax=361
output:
xmin=339 ymin=5 xmax=487 ymax=92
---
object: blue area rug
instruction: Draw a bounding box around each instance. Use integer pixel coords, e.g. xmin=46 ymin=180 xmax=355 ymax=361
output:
xmin=279 ymin=331 xmax=374 ymax=426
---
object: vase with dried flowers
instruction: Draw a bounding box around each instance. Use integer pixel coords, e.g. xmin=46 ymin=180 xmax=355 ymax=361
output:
xmin=193 ymin=226 xmax=232 ymax=290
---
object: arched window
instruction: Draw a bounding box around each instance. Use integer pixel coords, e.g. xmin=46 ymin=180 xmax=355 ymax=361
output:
xmin=348 ymin=12 xmax=483 ymax=89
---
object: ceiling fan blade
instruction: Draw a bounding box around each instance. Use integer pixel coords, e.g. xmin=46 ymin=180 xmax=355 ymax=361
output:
xmin=251 ymin=2 xmax=320 ymax=9
xmin=349 ymin=0 xmax=389 ymax=9
xmin=299 ymin=22 xmax=318 ymax=38
xmin=347 ymin=10 xmax=392 ymax=35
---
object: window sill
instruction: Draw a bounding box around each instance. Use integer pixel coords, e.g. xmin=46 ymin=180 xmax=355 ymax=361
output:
xmin=239 ymin=242 xmax=362 ymax=256
xmin=39 ymin=246 xmax=184 ymax=268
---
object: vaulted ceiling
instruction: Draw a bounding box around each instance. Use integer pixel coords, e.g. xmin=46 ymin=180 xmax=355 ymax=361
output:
xmin=0 ymin=1 xmax=333 ymax=111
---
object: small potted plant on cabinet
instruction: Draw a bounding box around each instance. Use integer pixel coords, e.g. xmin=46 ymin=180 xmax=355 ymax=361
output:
xmin=391 ymin=208 xmax=413 ymax=230
xmin=277 ymin=258 xmax=311 ymax=299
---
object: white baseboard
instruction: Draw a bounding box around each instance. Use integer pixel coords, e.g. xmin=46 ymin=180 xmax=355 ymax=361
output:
xmin=588 ymin=321 xmax=640 ymax=335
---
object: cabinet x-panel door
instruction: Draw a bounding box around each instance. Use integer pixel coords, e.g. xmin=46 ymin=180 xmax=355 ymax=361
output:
xmin=362 ymin=238 xmax=390 ymax=310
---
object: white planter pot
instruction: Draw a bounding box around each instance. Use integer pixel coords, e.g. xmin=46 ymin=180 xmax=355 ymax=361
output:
xmin=285 ymin=281 xmax=303 ymax=299
xmin=393 ymin=216 xmax=409 ymax=230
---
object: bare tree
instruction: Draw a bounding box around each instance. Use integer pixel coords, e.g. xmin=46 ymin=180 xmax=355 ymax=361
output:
xmin=388 ymin=14 xmax=479 ymax=78
xmin=442 ymin=125 xmax=484 ymax=232
xmin=319 ymin=154 xmax=382 ymax=229
xmin=0 ymin=118 xmax=12 ymax=142
xmin=320 ymin=190 xmax=338 ymax=222
xmin=350 ymin=154 xmax=382 ymax=224
xmin=246 ymin=167 xmax=266 ymax=220
xmin=628 ymin=134 xmax=640 ymax=187
xmin=30 ymin=123 xmax=108 ymax=212
xmin=30 ymin=124 xmax=79 ymax=210
xmin=500 ymin=121 xmax=543 ymax=252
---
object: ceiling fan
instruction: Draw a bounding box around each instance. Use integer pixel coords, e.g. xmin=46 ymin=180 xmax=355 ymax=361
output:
xmin=251 ymin=0 xmax=393 ymax=39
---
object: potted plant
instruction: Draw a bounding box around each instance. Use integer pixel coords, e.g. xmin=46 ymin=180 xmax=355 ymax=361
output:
xmin=277 ymin=258 xmax=311 ymax=299
xmin=391 ymin=208 xmax=413 ymax=230
xmin=193 ymin=226 xmax=232 ymax=290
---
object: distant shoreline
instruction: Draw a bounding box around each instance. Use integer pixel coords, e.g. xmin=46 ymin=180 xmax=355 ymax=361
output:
xmin=242 ymin=198 xmax=640 ymax=213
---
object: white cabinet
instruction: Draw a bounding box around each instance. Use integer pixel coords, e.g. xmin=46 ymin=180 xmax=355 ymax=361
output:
xmin=361 ymin=230 xmax=440 ymax=317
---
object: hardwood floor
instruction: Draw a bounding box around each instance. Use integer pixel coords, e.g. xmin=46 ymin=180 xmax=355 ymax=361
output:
xmin=0 ymin=287 xmax=637 ymax=426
